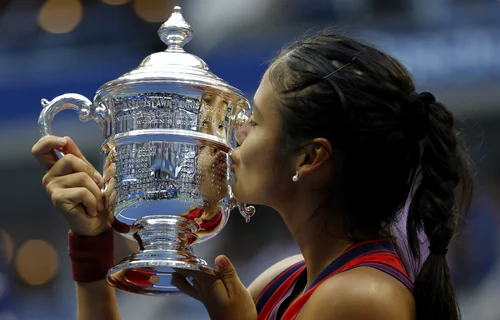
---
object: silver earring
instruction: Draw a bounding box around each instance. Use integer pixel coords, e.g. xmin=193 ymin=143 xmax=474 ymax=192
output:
xmin=292 ymin=171 xmax=299 ymax=182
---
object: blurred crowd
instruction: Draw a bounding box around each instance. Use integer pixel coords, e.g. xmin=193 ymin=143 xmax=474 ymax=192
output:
xmin=1 ymin=0 xmax=500 ymax=319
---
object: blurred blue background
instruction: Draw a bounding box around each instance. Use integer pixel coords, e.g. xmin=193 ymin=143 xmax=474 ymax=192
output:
xmin=1 ymin=0 xmax=499 ymax=319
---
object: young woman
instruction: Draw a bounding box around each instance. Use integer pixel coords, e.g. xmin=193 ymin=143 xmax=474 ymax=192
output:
xmin=32 ymin=29 xmax=473 ymax=320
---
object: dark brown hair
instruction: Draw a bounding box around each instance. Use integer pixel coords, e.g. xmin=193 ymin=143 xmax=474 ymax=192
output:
xmin=268 ymin=29 xmax=473 ymax=320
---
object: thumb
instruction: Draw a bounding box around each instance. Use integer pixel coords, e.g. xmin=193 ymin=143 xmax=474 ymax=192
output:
xmin=215 ymin=255 xmax=243 ymax=296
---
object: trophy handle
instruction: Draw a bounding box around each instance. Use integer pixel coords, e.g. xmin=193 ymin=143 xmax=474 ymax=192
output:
xmin=228 ymin=188 xmax=255 ymax=223
xmin=235 ymin=202 xmax=255 ymax=223
xmin=38 ymin=93 xmax=108 ymax=138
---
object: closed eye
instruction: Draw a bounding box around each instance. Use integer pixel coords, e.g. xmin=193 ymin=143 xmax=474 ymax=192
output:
xmin=247 ymin=115 xmax=257 ymax=126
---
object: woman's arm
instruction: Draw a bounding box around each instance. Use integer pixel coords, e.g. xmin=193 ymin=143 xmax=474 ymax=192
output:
xmin=32 ymin=137 xmax=122 ymax=319
xmin=247 ymin=254 xmax=304 ymax=302
xmin=76 ymin=280 xmax=121 ymax=320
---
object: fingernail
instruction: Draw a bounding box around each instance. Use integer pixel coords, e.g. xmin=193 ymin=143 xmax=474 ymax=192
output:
xmin=89 ymin=210 xmax=98 ymax=217
xmin=94 ymin=172 xmax=103 ymax=184
xmin=57 ymin=137 xmax=67 ymax=146
xmin=216 ymin=256 xmax=228 ymax=268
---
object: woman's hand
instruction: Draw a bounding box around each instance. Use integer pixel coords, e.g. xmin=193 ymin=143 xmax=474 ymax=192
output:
xmin=172 ymin=255 xmax=257 ymax=320
xmin=32 ymin=135 xmax=113 ymax=236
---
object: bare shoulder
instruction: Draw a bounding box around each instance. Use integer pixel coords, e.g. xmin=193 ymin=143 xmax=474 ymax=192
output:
xmin=297 ymin=267 xmax=415 ymax=320
xmin=247 ymin=254 xmax=304 ymax=302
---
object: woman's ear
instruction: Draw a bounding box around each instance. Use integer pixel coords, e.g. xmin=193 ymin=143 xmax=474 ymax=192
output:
xmin=296 ymin=138 xmax=333 ymax=178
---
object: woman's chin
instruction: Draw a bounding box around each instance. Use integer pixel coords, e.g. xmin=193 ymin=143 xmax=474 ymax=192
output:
xmin=230 ymin=181 xmax=254 ymax=205
xmin=230 ymin=180 xmax=243 ymax=198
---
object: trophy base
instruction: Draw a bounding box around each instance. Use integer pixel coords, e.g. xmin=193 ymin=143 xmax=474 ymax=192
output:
xmin=106 ymin=249 xmax=217 ymax=296
xmin=106 ymin=215 xmax=217 ymax=296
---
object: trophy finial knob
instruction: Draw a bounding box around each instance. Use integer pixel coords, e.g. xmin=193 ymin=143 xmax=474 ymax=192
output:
xmin=158 ymin=6 xmax=193 ymax=52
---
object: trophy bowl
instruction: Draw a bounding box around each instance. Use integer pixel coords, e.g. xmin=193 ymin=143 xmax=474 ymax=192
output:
xmin=37 ymin=6 xmax=255 ymax=296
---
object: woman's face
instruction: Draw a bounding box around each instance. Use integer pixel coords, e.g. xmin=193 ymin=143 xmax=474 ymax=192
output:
xmin=230 ymin=69 xmax=295 ymax=206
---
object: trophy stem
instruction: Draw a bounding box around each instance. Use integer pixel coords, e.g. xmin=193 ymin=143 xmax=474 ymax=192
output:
xmin=134 ymin=215 xmax=198 ymax=251
xmin=106 ymin=215 xmax=217 ymax=296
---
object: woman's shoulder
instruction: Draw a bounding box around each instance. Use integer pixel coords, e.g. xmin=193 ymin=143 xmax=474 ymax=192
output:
xmin=297 ymin=266 xmax=415 ymax=320
xmin=247 ymin=254 xmax=304 ymax=302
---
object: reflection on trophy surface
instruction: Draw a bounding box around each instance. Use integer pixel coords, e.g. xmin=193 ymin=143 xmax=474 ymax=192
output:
xmin=181 ymin=90 xmax=231 ymax=240
xmin=37 ymin=6 xmax=255 ymax=296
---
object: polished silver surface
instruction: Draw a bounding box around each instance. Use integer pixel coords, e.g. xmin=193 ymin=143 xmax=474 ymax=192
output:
xmin=37 ymin=6 xmax=255 ymax=296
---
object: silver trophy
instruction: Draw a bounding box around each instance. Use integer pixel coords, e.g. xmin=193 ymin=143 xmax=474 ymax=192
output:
xmin=38 ymin=6 xmax=255 ymax=296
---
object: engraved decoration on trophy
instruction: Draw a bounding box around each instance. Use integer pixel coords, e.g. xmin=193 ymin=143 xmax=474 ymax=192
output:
xmin=37 ymin=6 xmax=255 ymax=296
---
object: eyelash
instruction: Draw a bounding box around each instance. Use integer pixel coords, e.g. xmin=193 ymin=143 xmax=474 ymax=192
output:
xmin=247 ymin=115 xmax=257 ymax=126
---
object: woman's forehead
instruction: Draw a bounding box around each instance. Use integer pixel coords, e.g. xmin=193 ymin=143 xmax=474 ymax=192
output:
xmin=253 ymin=71 xmax=276 ymax=109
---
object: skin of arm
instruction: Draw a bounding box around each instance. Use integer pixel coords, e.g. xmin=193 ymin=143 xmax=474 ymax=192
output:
xmin=247 ymin=254 xmax=305 ymax=302
xmin=76 ymin=280 xmax=121 ymax=320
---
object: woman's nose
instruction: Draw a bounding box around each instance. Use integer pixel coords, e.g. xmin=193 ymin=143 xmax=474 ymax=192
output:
xmin=235 ymin=125 xmax=247 ymax=146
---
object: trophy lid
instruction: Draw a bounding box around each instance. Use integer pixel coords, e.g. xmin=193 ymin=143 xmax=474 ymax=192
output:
xmin=97 ymin=6 xmax=245 ymax=99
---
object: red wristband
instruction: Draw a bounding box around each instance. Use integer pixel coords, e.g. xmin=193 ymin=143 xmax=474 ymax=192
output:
xmin=68 ymin=228 xmax=114 ymax=282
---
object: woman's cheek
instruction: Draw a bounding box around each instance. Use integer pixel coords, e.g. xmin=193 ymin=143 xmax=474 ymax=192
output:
xmin=239 ymin=140 xmax=255 ymax=168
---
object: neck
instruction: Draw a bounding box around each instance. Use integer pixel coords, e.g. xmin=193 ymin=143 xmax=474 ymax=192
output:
xmin=273 ymin=194 xmax=354 ymax=290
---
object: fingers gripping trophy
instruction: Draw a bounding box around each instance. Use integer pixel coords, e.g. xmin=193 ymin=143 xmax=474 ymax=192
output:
xmin=37 ymin=6 xmax=255 ymax=295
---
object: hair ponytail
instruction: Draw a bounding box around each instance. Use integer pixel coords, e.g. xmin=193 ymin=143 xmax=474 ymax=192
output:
xmin=407 ymin=99 xmax=473 ymax=320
